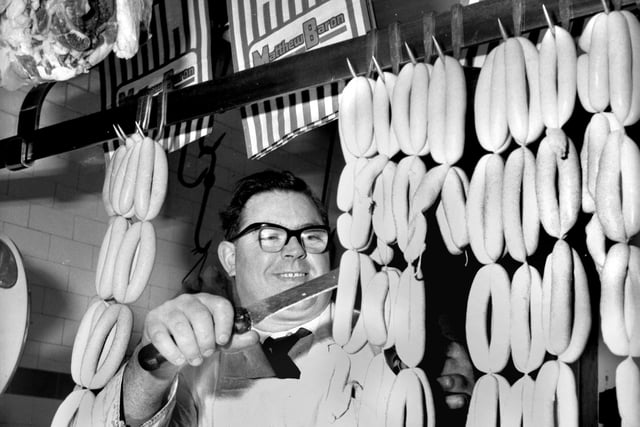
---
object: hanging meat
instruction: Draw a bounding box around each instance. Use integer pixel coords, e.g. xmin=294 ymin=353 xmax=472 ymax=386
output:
xmin=0 ymin=0 xmax=152 ymax=90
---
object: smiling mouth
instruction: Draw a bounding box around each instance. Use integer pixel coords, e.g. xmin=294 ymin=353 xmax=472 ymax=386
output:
xmin=278 ymin=272 xmax=307 ymax=279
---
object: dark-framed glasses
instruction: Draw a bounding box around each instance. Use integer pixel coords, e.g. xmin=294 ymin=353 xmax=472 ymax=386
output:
xmin=228 ymin=222 xmax=330 ymax=254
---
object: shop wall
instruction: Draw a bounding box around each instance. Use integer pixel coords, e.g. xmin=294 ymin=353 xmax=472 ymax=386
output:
xmin=0 ymin=69 xmax=341 ymax=426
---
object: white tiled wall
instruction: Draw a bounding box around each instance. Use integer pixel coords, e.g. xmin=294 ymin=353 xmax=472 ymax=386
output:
xmin=0 ymin=65 xmax=341 ymax=425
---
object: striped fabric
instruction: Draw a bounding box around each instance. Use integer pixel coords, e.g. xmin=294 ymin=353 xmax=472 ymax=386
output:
xmin=227 ymin=0 xmax=373 ymax=159
xmin=97 ymin=0 xmax=590 ymax=159
xmin=99 ymin=0 xmax=215 ymax=155
xmin=459 ymin=16 xmax=589 ymax=68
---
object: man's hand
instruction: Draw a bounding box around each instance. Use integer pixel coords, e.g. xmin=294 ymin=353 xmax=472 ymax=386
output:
xmin=142 ymin=293 xmax=259 ymax=371
xmin=436 ymin=341 xmax=475 ymax=410
xmin=123 ymin=294 xmax=260 ymax=425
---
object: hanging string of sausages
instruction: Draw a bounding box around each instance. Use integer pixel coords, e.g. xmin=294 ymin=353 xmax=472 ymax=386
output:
xmin=577 ymin=6 xmax=640 ymax=427
xmin=335 ymin=1 xmax=640 ymax=426
xmin=52 ymin=97 xmax=169 ymax=425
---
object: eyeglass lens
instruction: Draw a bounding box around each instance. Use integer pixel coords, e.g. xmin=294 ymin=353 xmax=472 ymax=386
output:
xmin=258 ymin=226 xmax=328 ymax=253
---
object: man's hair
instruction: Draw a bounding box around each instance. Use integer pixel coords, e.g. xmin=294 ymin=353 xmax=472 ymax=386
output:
xmin=219 ymin=170 xmax=329 ymax=240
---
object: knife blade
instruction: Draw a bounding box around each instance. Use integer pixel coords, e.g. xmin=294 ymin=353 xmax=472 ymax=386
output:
xmin=138 ymin=268 xmax=339 ymax=371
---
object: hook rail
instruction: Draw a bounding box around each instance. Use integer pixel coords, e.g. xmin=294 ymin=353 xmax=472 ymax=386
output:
xmin=0 ymin=0 xmax=636 ymax=170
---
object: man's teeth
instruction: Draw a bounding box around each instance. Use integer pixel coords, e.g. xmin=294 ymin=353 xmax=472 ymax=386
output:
xmin=280 ymin=272 xmax=306 ymax=278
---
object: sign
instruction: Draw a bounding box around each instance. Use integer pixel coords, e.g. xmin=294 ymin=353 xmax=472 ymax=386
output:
xmin=227 ymin=0 xmax=374 ymax=158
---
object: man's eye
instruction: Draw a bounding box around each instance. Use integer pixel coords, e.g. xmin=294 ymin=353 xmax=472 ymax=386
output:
xmin=304 ymin=231 xmax=327 ymax=241
xmin=260 ymin=231 xmax=283 ymax=241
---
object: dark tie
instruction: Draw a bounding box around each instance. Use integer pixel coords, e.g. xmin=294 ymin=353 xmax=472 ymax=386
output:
xmin=261 ymin=328 xmax=311 ymax=379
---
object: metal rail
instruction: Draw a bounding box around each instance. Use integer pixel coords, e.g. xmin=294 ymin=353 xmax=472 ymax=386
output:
xmin=0 ymin=0 xmax=634 ymax=170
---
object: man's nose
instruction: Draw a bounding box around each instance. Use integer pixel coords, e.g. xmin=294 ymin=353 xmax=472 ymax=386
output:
xmin=281 ymin=235 xmax=307 ymax=258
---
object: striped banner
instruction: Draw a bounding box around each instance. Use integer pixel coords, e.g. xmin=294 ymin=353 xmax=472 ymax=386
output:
xmin=227 ymin=0 xmax=373 ymax=159
xmin=459 ymin=16 xmax=589 ymax=68
xmin=99 ymin=0 xmax=215 ymax=155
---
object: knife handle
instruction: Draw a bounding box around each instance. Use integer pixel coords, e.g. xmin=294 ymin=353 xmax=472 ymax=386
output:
xmin=138 ymin=307 xmax=252 ymax=371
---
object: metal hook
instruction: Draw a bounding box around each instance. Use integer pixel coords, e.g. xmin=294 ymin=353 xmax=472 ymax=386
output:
xmin=346 ymin=58 xmax=358 ymax=79
xmin=366 ymin=56 xmax=376 ymax=79
xmin=366 ymin=29 xmax=379 ymax=79
xmin=497 ymin=18 xmax=510 ymax=41
xmin=177 ymin=132 xmax=225 ymax=260
xmin=156 ymin=71 xmax=172 ymax=141
xmin=134 ymin=121 xmax=145 ymax=138
xmin=372 ymin=56 xmax=385 ymax=82
xmin=404 ymin=42 xmax=417 ymax=65
xmin=542 ymin=4 xmax=556 ymax=36
xmin=112 ymin=123 xmax=127 ymax=142
xmin=136 ymin=92 xmax=153 ymax=132
xmin=432 ymin=36 xmax=446 ymax=63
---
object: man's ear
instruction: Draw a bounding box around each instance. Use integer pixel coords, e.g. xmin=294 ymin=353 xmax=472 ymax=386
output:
xmin=218 ymin=241 xmax=236 ymax=277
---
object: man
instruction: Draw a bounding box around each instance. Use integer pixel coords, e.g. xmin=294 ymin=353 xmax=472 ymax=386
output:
xmin=94 ymin=170 xmax=474 ymax=426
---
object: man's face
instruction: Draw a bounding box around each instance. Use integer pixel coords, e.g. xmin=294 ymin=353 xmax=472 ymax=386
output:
xmin=230 ymin=190 xmax=331 ymax=332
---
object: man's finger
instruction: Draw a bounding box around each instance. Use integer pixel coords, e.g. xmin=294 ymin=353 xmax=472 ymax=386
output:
xmin=166 ymin=311 xmax=202 ymax=365
xmin=145 ymin=325 xmax=186 ymax=367
xmin=183 ymin=300 xmax=217 ymax=357
xmin=195 ymin=294 xmax=235 ymax=345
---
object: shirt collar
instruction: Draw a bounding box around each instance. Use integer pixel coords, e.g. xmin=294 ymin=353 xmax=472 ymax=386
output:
xmin=253 ymin=304 xmax=332 ymax=342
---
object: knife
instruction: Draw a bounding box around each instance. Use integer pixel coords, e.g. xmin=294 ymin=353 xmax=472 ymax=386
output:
xmin=138 ymin=268 xmax=340 ymax=371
